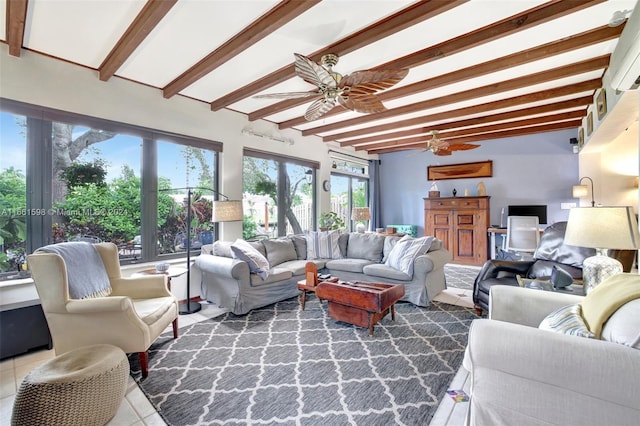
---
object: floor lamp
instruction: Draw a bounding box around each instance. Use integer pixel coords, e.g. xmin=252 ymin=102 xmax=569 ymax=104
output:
xmin=165 ymin=187 xmax=243 ymax=314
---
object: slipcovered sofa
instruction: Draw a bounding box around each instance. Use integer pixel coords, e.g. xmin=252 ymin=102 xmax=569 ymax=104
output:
xmin=463 ymin=274 xmax=640 ymax=426
xmin=193 ymin=232 xmax=451 ymax=315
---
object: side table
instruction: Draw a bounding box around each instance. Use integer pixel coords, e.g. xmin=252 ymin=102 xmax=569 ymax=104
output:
xmin=133 ymin=266 xmax=188 ymax=291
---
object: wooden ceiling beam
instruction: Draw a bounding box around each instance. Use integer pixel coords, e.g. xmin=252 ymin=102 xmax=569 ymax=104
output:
xmin=355 ymin=110 xmax=585 ymax=151
xmin=163 ymin=0 xmax=320 ymax=99
xmin=6 ymin=0 xmax=28 ymax=57
xmin=293 ymin=56 xmax=608 ymax=134
xmin=99 ymin=0 xmax=177 ymax=81
xmin=209 ymin=0 xmax=467 ymax=111
xmin=249 ymin=4 xmax=615 ymax=122
xmin=339 ymin=100 xmax=590 ymax=147
xmin=327 ymin=96 xmax=592 ymax=142
xmin=368 ymin=120 xmax=582 ymax=154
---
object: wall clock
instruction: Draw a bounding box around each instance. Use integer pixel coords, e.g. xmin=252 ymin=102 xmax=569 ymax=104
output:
xmin=322 ymin=180 xmax=331 ymax=191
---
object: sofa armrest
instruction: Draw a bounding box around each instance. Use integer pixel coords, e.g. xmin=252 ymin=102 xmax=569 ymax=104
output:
xmin=488 ymin=285 xmax=583 ymax=327
xmin=414 ymin=248 xmax=451 ymax=274
xmin=66 ymin=296 xmax=133 ymax=313
xmin=464 ymin=319 xmax=640 ymax=424
xmin=475 ymin=259 xmax=533 ymax=283
xmin=194 ymin=254 xmax=249 ymax=280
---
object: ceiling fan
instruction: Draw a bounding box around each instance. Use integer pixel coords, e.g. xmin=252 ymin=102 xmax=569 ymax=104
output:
xmin=255 ymin=53 xmax=409 ymax=121
xmin=424 ymin=131 xmax=480 ymax=156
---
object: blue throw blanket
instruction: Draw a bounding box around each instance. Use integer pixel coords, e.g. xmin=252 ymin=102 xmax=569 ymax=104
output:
xmin=38 ymin=242 xmax=112 ymax=299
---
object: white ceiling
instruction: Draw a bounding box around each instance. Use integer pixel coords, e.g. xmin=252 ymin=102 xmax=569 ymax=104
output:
xmin=2 ymin=0 xmax=638 ymax=154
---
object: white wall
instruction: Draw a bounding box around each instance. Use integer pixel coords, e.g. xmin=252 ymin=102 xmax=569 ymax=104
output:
xmin=0 ymin=44 xmax=372 ymax=242
xmin=379 ymin=129 xmax=580 ymax=234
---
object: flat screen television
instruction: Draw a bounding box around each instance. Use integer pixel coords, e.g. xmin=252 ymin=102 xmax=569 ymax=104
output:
xmin=507 ymin=205 xmax=548 ymax=225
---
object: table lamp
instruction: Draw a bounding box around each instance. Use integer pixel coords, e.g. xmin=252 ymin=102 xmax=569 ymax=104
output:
xmin=564 ymin=206 xmax=639 ymax=293
xmin=351 ymin=207 xmax=371 ymax=233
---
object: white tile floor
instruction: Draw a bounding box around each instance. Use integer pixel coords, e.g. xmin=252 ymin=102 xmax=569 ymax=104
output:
xmin=0 ymin=302 xmax=228 ymax=426
xmin=1 ymin=289 xmax=475 ymax=426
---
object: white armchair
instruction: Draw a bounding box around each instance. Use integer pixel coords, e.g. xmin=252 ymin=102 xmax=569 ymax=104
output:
xmin=463 ymin=284 xmax=640 ymax=426
xmin=27 ymin=242 xmax=179 ymax=378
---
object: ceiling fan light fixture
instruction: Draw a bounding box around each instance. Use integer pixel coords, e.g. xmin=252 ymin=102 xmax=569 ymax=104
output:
xmin=254 ymin=53 xmax=409 ymax=121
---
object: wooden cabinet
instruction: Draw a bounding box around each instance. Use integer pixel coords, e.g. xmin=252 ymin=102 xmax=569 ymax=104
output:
xmin=424 ymin=196 xmax=490 ymax=266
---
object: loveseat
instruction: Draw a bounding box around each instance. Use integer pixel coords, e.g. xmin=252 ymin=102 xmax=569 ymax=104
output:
xmin=463 ymin=274 xmax=640 ymax=426
xmin=193 ymin=232 xmax=451 ymax=315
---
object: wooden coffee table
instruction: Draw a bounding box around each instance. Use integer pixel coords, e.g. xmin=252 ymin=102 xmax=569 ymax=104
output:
xmin=315 ymin=281 xmax=405 ymax=335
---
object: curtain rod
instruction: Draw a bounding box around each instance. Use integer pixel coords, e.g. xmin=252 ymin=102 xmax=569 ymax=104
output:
xmin=328 ymin=149 xmax=370 ymax=164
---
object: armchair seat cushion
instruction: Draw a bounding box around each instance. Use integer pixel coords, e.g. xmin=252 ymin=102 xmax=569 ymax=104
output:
xmin=133 ymin=297 xmax=179 ymax=326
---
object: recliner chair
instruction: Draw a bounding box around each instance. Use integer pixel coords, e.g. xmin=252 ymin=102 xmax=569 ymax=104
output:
xmin=473 ymin=222 xmax=595 ymax=316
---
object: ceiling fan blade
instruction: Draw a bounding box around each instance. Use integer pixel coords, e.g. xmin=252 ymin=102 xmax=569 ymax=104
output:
xmin=434 ymin=149 xmax=453 ymax=156
xmin=448 ymin=143 xmax=480 ymax=151
xmin=304 ymin=97 xmax=337 ymax=121
xmin=344 ymin=94 xmax=387 ymax=114
xmin=254 ymin=91 xmax=322 ymax=100
xmin=339 ymin=69 xmax=409 ymax=92
xmin=294 ymin=53 xmax=337 ymax=88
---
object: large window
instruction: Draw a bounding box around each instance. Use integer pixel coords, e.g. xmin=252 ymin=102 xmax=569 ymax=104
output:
xmin=0 ymin=99 xmax=221 ymax=280
xmin=242 ymin=149 xmax=317 ymax=239
xmin=0 ymin=112 xmax=27 ymax=278
xmin=330 ymin=157 xmax=369 ymax=232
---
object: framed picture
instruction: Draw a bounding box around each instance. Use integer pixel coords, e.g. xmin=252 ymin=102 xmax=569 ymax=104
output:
xmin=586 ymin=111 xmax=593 ymax=136
xmin=596 ymin=88 xmax=607 ymax=120
xmin=427 ymin=160 xmax=493 ymax=181
xmin=578 ymin=127 xmax=584 ymax=148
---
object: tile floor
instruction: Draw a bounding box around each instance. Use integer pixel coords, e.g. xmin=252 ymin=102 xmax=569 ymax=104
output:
xmin=0 ymin=264 xmax=481 ymax=426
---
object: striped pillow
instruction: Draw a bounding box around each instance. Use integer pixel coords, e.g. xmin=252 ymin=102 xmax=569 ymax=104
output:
xmin=305 ymin=230 xmax=342 ymax=260
xmin=539 ymin=304 xmax=594 ymax=338
xmin=384 ymin=235 xmax=434 ymax=276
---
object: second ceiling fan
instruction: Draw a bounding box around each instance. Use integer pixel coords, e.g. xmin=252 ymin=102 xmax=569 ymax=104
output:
xmin=423 ymin=131 xmax=479 ymax=156
xmin=255 ymin=53 xmax=409 ymax=121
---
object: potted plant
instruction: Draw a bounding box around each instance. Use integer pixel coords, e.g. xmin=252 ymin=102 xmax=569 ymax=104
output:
xmin=319 ymin=212 xmax=345 ymax=231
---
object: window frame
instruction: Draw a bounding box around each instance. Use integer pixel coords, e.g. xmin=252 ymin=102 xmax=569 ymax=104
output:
xmin=243 ymin=148 xmax=319 ymax=237
xmin=0 ymin=98 xmax=222 ymax=277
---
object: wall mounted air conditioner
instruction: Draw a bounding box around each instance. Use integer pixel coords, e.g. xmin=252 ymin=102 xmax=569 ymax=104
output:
xmin=609 ymin=6 xmax=640 ymax=91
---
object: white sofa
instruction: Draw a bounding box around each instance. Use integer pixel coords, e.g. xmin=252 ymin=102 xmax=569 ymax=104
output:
xmin=193 ymin=232 xmax=451 ymax=315
xmin=463 ymin=283 xmax=640 ymax=426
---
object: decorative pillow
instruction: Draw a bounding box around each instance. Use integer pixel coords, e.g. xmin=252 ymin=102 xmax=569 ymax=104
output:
xmin=601 ymin=298 xmax=640 ymax=350
xmin=262 ymin=238 xmax=297 ymax=267
xmin=539 ymin=303 xmax=595 ymax=338
xmin=384 ymin=235 xmax=434 ymax=276
xmin=305 ymin=230 xmax=342 ymax=260
xmin=288 ymin=235 xmax=307 ymax=260
xmin=516 ymin=275 xmax=552 ymax=290
xmin=346 ymin=233 xmax=385 ymax=262
xmin=230 ymin=239 xmax=270 ymax=280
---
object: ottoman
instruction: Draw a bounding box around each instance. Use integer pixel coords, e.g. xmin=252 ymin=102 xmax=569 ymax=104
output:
xmin=316 ymin=281 xmax=405 ymax=335
xmin=11 ymin=344 xmax=129 ymax=426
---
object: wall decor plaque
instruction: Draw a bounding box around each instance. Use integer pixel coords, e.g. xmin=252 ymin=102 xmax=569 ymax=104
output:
xmin=427 ymin=160 xmax=493 ymax=181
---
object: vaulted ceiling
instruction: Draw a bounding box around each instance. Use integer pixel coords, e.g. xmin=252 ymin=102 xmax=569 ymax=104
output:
xmin=2 ymin=0 xmax=637 ymax=154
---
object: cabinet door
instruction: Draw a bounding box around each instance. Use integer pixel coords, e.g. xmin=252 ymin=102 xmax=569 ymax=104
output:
xmin=426 ymin=210 xmax=452 ymax=250
xmin=453 ymin=210 xmax=481 ymax=264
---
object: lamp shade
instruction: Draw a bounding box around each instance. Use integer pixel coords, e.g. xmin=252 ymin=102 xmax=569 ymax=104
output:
xmin=211 ymin=200 xmax=243 ymax=222
xmin=351 ymin=207 xmax=371 ymax=221
xmin=565 ymin=206 xmax=640 ymax=249
xmin=572 ymin=185 xmax=589 ymax=198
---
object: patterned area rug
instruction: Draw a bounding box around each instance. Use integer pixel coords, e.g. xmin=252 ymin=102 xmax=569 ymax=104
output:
xmin=131 ymin=297 xmax=476 ymax=426
xmin=444 ymin=264 xmax=481 ymax=291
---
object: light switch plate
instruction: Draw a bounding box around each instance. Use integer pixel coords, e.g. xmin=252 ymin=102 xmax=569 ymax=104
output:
xmin=561 ymin=202 xmax=576 ymax=210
